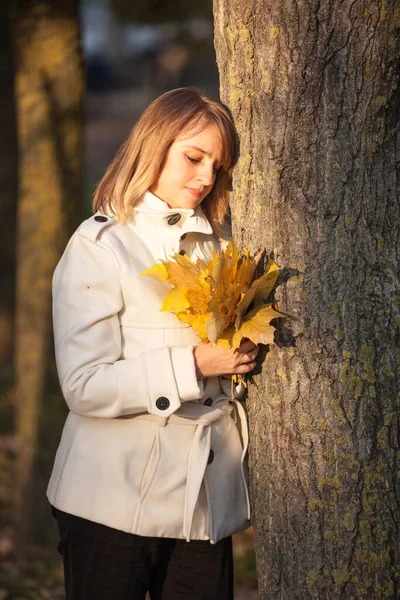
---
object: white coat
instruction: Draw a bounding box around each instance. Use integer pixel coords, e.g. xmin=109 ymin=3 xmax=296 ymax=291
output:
xmin=47 ymin=190 xmax=250 ymax=544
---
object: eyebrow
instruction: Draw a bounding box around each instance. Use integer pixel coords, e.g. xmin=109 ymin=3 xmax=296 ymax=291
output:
xmin=185 ymin=145 xmax=210 ymax=155
xmin=185 ymin=145 xmax=223 ymax=164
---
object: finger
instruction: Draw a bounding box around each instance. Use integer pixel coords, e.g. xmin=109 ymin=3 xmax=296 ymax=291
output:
xmin=235 ymin=361 xmax=256 ymax=374
xmin=236 ymin=349 xmax=258 ymax=365
xmin=239 ymin=339 xmax=256 ymax=351
xmin=236 ymin=339 xmax=258 ymax=354
xmin=248 ymin=346 xmax=260 ymax=359
xmin=250 ymin=346 xmax=260 ymax=359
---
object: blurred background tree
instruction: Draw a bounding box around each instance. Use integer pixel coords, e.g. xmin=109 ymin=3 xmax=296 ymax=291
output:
xmin=0 ymin=1 xmax=18 ymax=393
xmin=0 ymin=0 xmax=18 ymax=573
xmin=12 ymin=0 xmax=85 ymax=556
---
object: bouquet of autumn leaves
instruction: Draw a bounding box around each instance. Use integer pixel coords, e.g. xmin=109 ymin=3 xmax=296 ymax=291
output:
xmin=141 ymin=240 xmax=283 ymax=383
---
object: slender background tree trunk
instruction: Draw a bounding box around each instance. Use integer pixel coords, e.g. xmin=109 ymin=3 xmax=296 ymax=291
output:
xmin=214 ymin=1 xmax=400 ymax=598
xmin=0 ymin=0 xmax=18 ymax=417
xmin=12 ymin=0 xmax=84 ymax=555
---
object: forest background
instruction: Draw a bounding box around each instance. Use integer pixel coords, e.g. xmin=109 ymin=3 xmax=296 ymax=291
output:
xmin=1 ymin=0 xmax=400 ymax=599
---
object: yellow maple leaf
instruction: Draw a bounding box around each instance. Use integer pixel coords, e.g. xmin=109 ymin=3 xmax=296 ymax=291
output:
xmin=177 ymin=311 xmax=210 ymax=342
xmin=161 ymin=288 xmax=190 ymax=313
xmin=216 ymin=337 xmax=232 ymax=350
xmin=232 ymin=303 xmax=284 ymax=348
xmin=165 ymin=255 xmax=206 ymax=290
xmin=235 ymin=257 xmax=280 ymax=328
xmin=140 ymin=263 xmax=169 ymax=283
xmin=140 ymin=240 xmax=284 ymax=354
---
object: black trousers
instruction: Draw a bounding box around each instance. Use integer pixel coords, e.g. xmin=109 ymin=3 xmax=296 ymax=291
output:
xmin=51 ymin=506 xmax=234 ymax=600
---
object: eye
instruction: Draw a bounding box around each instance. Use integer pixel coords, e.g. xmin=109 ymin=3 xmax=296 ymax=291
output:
xmin=186 ymin=155 xmax=200 ymax=164
xmin=213 ymin=164 xmax=222 ymax=173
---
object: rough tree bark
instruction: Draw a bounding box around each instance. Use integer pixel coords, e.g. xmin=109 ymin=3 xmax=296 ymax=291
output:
xmin=12 ymin=0 xmax=84 ymax=554
xmin=214 ymin=1 xmax=400 ymax=598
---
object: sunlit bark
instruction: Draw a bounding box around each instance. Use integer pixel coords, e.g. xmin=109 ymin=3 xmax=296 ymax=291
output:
xmin=214 ymin=1 xmax=400 ymax=597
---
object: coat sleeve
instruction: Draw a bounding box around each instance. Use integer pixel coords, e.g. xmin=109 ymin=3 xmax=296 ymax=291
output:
xmin=52 ymin=232 xmax=203 ymax=419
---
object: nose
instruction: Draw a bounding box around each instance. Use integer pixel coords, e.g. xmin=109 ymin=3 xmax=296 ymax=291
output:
xmin=197 ymin=161 xmax=215 ymax=186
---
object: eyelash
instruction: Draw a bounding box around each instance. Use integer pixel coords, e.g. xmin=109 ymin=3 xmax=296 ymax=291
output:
xmin=185 ymin=155 xmax=221 ymax=173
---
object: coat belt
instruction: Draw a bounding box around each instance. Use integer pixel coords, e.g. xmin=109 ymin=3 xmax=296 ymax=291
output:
xmin=133 ymin=399 xmax=250 ymax=541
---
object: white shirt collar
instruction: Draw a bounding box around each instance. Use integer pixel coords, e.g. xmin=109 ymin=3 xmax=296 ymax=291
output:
xmin=132 ymin=190 xmax=213 ymax=236
xmin=140 ymin=190 xmax=175 ymax=211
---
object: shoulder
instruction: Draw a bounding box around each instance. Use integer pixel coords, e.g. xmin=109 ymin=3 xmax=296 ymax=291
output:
xmin=55 ymin=213 xmax=125 ymax=275
xmin=73 ymin=212 xmax=148 ymax=271
xmin=54 ymin=215 xmax=124 ymax=288
xmin=77 ymin=212 xmax=117 ymax=243
xmin=76 ymin=212 xmax=129 ymax=263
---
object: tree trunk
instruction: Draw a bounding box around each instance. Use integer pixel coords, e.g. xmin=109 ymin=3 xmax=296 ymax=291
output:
xmin=0 ymin=1 xmax=18 ymax=409
xmin=214 ymin=1 xmax=400 ymax=598
xmin=12 ymin=0 xmax=84 ymax=555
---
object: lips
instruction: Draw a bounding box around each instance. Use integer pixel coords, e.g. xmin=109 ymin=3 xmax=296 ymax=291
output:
xmin=186 ymin=187 xmax=203 ymax=199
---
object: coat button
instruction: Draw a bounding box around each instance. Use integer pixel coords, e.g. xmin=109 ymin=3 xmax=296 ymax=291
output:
xmin=179 ymin=249 xmax=186 ymax=256
xmin=208 ymin=449 xmax=214 ymax=464
xmin=180 ymin=234 xmax=187 ymax=240
xmin=156 ymin=397 xmax=170 ymax=410
xmin=204 ymin=398 xmax=212 ymax=407
xmin=167 ymin=214 xmax=181 ymax=225
xmin=94 ymin=215 xmax=108 ymax=222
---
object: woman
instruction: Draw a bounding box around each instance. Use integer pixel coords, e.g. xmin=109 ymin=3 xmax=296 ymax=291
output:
xmin=48 ymin=87 xmax=259 ymax=599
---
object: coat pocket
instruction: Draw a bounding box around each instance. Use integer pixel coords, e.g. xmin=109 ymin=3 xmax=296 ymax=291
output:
xmin=139 ymin=425 xmax=161 ymax=501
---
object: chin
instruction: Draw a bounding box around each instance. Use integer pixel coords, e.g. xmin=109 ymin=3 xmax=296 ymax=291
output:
xmin=174 ymin=194 xmax=202 ymax=210
xmin=189 ymin=201 xmax=203 ymax=210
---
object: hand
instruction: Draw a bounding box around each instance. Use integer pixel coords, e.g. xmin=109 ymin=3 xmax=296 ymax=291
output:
xmin=193 ymin=338 xmax=259 ymax=379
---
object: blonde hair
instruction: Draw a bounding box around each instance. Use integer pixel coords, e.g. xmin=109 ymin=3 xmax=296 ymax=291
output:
xmin=92 ymin=87 xmax=237 ymax=238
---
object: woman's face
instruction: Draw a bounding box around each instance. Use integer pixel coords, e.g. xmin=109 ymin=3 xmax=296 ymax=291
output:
xmin=150 ymin=123 xmax=223 ymax=210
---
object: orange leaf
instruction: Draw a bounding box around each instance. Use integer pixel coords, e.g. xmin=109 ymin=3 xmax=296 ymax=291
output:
xmin=232 ymin=304 xmax=284 ymax=348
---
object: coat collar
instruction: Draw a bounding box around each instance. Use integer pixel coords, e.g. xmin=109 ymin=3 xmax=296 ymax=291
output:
xmin=130 ymin=191 xmax=213 ymax=236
